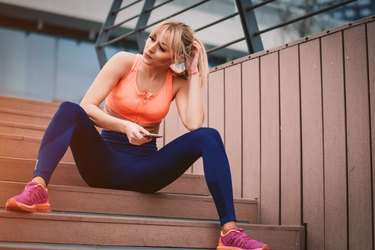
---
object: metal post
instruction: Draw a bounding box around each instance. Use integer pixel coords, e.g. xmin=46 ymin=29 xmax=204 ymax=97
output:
xmin=134 ymin=0 xmax=156 ymax=52
xmin=95 ymin=0 xmax=122 ymax=68
xmin=235 ymin=0 xmax=264 ymax=53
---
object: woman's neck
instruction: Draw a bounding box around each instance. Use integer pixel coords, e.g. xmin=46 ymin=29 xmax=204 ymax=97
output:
xmin=137 ymin=60 xmax=169 ymax=93
xmin=139 ymin=60 xmax=169 ymax=81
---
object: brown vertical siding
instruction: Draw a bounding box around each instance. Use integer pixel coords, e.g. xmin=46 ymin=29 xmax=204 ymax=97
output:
xmin=321 ymin=31 xmax=347 ymax=250
xmin=368 ymin=21 xmax=375 ymax=250
xmin=191 ymin=77 xmax=208 ymax=175
xmin=242 ymin=58 xmax=261 ymax=200
xmin=344 ymin=25 xmax=372 ymax=250
xmin=260 ymin=52 xmax=280 ymax=225
xmin=224 ymin=65 xmax=243 ymax=198
xmin=164 ymin=100 xmax=181 ymax=144
xmin=163 ymin=100 xmax=193 ymax=173
xmin=300 ymin=38 xmax=325 ymax=250
xmin=159 ymin=16 xmax=374 ymax=250
xmin=279 ymin=45 xmax=301 ymax=226
xmin=208 ymin=70 xmax=225 ymax=138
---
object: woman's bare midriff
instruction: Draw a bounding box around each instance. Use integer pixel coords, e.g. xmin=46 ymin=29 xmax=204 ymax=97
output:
xmin=103 ymin=104 xmax=161 ymax=134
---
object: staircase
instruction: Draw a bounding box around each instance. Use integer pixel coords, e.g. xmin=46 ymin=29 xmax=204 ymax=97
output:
xmin=0 ymin=96 xmax=305 ymax=249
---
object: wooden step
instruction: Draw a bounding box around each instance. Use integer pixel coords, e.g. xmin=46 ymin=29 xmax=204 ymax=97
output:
xmin=0 ymin=121 xmax=46 ymax=138
xmin=0 ymin=134 xmax=73 ymax=162
xmin=0 ymin=107 xmax=53 ymax=127
xmin=0 ymin=243 xmax=209 ymax=250
xmin=0 ymin=181 xmax=256 ymax=223
xmin=0 ymin=95 xmax=59 ymax=114
xmin=0 ymin=210 xmax=305 ymax=249
xmin=0 ymin=156 xmax=210 ymax=196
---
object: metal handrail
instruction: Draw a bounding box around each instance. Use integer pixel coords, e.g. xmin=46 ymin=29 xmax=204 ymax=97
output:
xmin=96 ymin=0 xmax=361 ymax=67
xmin=98 ymin=0 xmax=210 ymax=49
xmin=114 ymin=0 xmax=142 ymax=14
xmin=105 ymin=0 xmax=174 ymax=32
xmin=254 ymin=0 xmax=358 ymax=36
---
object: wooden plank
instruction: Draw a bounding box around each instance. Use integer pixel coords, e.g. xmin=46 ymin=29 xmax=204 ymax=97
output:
xmin=208 ymin=70 xmax=225 ymax=138
xmin=344 ymin=24 xmax=372 ymax=250
xmin=368 ymin=20 xmax=375 ymax=250
xmin=321 ymin=31 xmax=347 ymax=250
xmin=191 ymin=77 xmax=208 ymax=174
xmin=224 ymin=64 xmax=243 ymax=198
xmin=164 ymin=101 xmax=192 ymax=173
xmin=0 ymin=210 xmax=305 ymax=249
xmin=300 ymin=38 xmax=324 ymax=250
xmin=1 ymin=181 xmax=253 ymax=222
xmin=164 ymin=100 xmax=180 ymax=144
xmin=242 ymin=58 xmax=261 ymax=200
xmin=260 ymin=52 xmax=280 ymax=225
xmin=279 ymin=45 xmax=301 ymax=225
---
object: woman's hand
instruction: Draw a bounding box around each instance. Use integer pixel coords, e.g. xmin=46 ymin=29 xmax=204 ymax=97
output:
xmin=122 ymin=121 xmax=152 ymax=145
xmin=186 ymin=40 xmax=201 ymax=75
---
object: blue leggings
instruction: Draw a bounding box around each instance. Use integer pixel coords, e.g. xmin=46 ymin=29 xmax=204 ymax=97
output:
xmin=33 ymin=101 xmax=236 ymax=225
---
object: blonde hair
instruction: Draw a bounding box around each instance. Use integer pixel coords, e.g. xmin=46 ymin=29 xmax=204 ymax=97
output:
xmin=150 ymin=20 xmax=209 ymax=85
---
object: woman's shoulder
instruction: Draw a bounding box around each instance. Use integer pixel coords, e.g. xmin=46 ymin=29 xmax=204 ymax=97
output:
xmin=104 ymin=51 xmax=138 ymax=76
xmin=109 ymin=51 xmax=138 ymax=65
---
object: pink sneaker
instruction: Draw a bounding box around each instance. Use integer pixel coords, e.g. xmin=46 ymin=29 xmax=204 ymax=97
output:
xmin=5 ymin=182 xmax=51 ymax=213
xmin=217 ymin=227 xmax=269 ymax=250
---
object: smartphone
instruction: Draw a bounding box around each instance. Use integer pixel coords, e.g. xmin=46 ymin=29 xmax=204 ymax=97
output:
xmin=144 ymin=133 xmax=163 ymax=138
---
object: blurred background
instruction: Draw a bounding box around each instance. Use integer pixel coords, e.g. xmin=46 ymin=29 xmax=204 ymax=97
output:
xmin=0 ymin=0 xmax=373 ymax=102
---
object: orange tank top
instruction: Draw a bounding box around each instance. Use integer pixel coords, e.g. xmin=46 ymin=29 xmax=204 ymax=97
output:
xmin=106 ymin=54 xmax=173 ymax=125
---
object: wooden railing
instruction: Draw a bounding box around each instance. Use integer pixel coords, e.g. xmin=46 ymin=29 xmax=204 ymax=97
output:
xmin=162 ymin=15 xmax=375 ymax=250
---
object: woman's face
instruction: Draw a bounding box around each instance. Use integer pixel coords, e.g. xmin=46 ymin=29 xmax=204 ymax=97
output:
xmin=143 ymin=30 xmax=174 ymax=68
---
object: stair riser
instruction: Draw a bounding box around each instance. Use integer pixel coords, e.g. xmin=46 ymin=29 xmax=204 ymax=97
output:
xmin=0 ymin=211 xmax=305 ymax=250
xmin=0 ymin=125 xmax=45 ymax=138
xmin=0 ymin=136 xmax=73 ymax=162
xmin=0 ymin=96 xmax=59 ymax=114
xmin=0 ymin=213 xmax=219 ymax=248
xmin=0 ymin=243 xmax=211 ymax=250
xmin=0 ymin=111 xmax=52 ymax=127
xmin=0 ymin=157 xmax=210 ymax=196
xmin=0 ymin=181 xmax=256 ymax=222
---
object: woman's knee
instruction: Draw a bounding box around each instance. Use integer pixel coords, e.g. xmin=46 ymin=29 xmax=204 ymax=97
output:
xmin=56 ymin=101 xmax=87 ymax=121
xmin=192 ymin=127 xmax=222 ymax=144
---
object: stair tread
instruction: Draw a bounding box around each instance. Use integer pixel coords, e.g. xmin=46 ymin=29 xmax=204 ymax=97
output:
xmin=0 ymin=209 xmax=304 ymax=249
xmin=0 ymin=180 xmax=256 ymax=223
xmin=0 ymin=133 xmax=73 ymax=162
xmin=0 ymin=95 xmax=59 ymax=114
xmin=0 ymin=156 xmax=210 ymax=196
xmin=0 ymin=120 xmax=46 ymax=130
xmin=0 ymin=242 xmax=208 ymax=250
xmin=0 ymin=106 xmax=53 ymax=118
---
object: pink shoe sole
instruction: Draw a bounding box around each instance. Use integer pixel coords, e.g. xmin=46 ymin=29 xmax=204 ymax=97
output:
xmin=217 ymin=245 xmax=269 ymax=250
xmin=5 ymin=198 xmax=51 ymax=213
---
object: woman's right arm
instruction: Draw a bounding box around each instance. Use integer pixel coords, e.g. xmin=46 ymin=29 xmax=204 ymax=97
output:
xmin=80 ymin=52 xmax=130 ymax=133
xmin=80 ymin=52 xmax=149 ymax=140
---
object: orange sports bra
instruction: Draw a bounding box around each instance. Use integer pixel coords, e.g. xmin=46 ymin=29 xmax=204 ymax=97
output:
xmin=106 ymin=54 xmax=173 ymax=128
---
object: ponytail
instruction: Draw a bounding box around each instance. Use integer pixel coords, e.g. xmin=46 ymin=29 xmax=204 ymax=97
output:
xmin=194 ymin=38 xmax=209 ymax=86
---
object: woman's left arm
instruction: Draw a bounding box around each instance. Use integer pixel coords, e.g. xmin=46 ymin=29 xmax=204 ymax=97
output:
xmin=175 ymin=41 xmax=205 ymax=131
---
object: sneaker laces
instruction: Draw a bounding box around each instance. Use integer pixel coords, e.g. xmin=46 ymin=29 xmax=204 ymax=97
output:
xmin=227 ymin=227 xmax=257 ymax=248
xmin=23 ymin=183 xmax=46 ymax=203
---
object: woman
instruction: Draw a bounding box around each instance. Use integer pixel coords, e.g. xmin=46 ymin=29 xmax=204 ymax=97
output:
xmin=5 ymin=20 xmax=268 ymax=250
